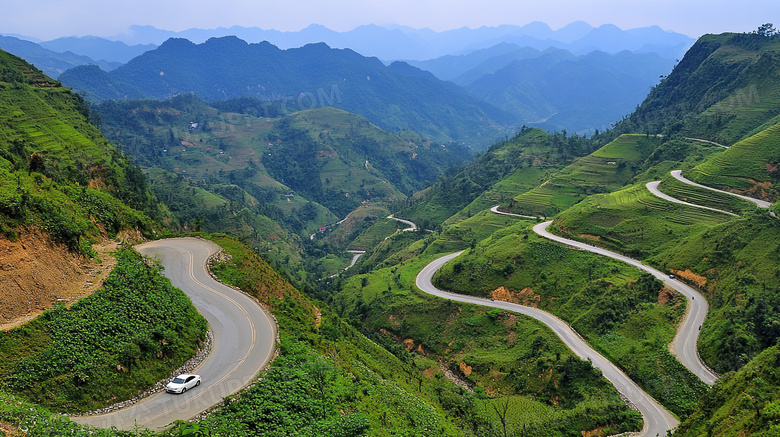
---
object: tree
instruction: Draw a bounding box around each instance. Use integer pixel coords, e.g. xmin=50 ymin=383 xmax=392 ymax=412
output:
xmin=309 ymin=356 xmax=333 ymax=419
xmin=489 ymin=398 xmax=512 ymax=437
xmin=754 ymin=23 xmax=779 ymax=37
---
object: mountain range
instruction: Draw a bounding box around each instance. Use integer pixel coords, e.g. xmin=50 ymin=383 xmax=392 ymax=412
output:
xmin=2 ymin=25 xmax=780 ymax=437
xmin=104 ymin=21 xmax=694 ymax=61
xmin=59 ymin=36 xmax=512 ymax=147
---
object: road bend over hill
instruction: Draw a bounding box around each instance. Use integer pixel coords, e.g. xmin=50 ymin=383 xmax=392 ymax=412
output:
xmin=646 ymin=181 xmax=738 ymax=216
xmin=417 ymin=253 xmax=679 ymax=437
xmin=388 ymin=214 xmax=417 ymax=231
xmin=670 ymin=169 xmax=773 ymax=208
xmin=74 ymin=238 xmax=277 ymax=432
xmin=532 ymin=221 xmax=718 ymax=386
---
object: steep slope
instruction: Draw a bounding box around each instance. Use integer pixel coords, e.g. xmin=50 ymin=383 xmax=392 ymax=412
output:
xmin=614 ymin=31 xmax=780 ymax=145
xmin=396 ymin=127 xmax=598 ymax=229
xmin=686 ymin=123 xmax=780 ymax=201
xmin=674 ymin=344 xmax=780 ymax=436
xmin=60 ymin=36 xmax=512 ymax=147
xmin=0 ymin=48 xmax=162 ymax=321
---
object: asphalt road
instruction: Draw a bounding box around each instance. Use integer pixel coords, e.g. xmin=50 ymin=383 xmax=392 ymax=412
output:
xmin=416 ymin=253 xmax=679 ymax=437
xmin=388 ymin=214 xmax=417 ymax=231
xmin=73 ymin=238 xmax=277 ymax=431
xmin=490 ymin=205 xmax=542 ymax=219
xmin=646 ymin=180 xmax=738 ymax=216
xmin=671 ymin=169 xmax=772 ymax=208
xmin=532 ymin=222 xmax=718 ymax=386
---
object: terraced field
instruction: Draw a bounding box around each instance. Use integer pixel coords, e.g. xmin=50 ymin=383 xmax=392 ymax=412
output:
xmin=687 ymin=123 xmax=780 ymax=201
xmin=509 ymin=134 xmax=660 ymax=217
xmin=657 ymin=177 xmax=758 ymax=215
xmin=554 ymin=183 xmax=734 ymax=258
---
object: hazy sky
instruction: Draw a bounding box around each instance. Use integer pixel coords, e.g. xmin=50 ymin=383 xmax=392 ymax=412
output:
xmin=1 ymin=0 xmax=777 ymax=40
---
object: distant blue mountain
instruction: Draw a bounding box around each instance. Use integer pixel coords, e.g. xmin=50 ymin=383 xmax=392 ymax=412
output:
xmin=39 ymin=36 xmax=156 ymax=64
xmin=466 ymin=49 xmax=676 ymax=134
xmin=0 ymin=35 xmax=120 ymax=78
xmin=103 ymin=22 xmax=694 ymax=61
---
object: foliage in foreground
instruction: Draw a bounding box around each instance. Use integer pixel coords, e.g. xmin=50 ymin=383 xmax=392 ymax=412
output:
xmin=674 ymin=344 xmax=780 ymax=437
xmin=0 ymin=249 xmax=208 ymax=413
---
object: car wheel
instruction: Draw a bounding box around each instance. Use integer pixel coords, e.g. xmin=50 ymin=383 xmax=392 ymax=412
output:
xmin=196 ymin=380 xmax=201 ymax=386
xmin=182 ymin=387 xmax=187 ymax=393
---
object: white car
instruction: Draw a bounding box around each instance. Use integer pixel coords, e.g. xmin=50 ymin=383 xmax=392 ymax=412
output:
xmin=165 ymin=374 xmax=201 ymax=394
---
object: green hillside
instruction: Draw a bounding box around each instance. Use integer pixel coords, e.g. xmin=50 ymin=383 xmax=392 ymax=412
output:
xmin=507 ymin=134 xmax=660 ymax=217
xmin=325 ymin=232 xmax=643 ymax=435
xmin=397 ymin=127 xmax=597 ymax=228
xmin=613 ymin=31 xmax=780 ymax=145
xmin=686 ymin=123 xmax=780 ymax=201
xmin=0 ymin=50 xmax=160 ymax=252
xmin=675 ymin=344 xmax=780 ymax=437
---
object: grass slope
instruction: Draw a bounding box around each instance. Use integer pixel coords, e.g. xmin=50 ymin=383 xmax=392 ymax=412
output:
xmin=686 ymin=123 xmax=780 ymax=202
xmin=674 ymin=344 xmax=780 ymax=437
xmin=398 ymin=127 xmax=595 ymax=229
xmin=507 ymin=134 xmax=661 ymax=217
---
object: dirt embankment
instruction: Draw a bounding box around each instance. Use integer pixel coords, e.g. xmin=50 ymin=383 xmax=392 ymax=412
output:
xmin=0 ymin=231 xmax=120 ymax=330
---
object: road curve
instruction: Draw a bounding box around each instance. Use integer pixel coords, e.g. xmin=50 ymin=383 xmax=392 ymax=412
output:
xmin=671 ymin=170 xmax=772 ymax=208
xmin=646 ymin=181 xmax=738 ymax=216
xmin=490 ymin=205 xmax=543 ymax=219
xmin=74 ymin=238 xmax=277 ymax=431
xmin=532 ymin=222 xmax=718 ymax=386
xmin=388 ymin=215 xmax=418 ymax=231
xmin=685 ymin=138 xmax=728 ymax=149
xmin=416 ymin=253 xmax=678 ymax=437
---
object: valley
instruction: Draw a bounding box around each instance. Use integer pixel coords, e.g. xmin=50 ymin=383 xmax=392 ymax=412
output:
xmin=1 ymin=20 xmax=780 ymax=437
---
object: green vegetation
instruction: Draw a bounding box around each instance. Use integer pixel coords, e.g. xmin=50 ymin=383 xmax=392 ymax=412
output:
xmin=686 ymin=123 xmax=780 ymax=201
xmin=0 ymin=169 xmax=157 ymax=255
xmin=0 ymin=51 xmax=160 ymax=220
xmin=199 ymin=235 xmax=465 ymax=435
xmin=0 ymin=390 xmax=153 ymax=437
xmin=325 ymin=234 xmax=642 ymax=434
xmin=0 ymin=249 xmax=207 ymax=413
xmin=649 ymin=215 xmax=780 ymax=373
xmin=675 ymin=344 xmax=780 ymax=437
xmin=432 ymin=222 xmax=707 ymax=416
xmin=507 ymin=134 xmax=660 ymax=217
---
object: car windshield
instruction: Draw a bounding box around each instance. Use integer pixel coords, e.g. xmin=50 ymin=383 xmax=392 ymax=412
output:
xmin=172 ymin=378 xmax=185 ymax=384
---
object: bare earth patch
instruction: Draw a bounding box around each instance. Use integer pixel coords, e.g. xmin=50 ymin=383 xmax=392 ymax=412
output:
xmin=491 ymin=286 xmax=541 ymax=307
xmin=0 ymin=232 xmax=121 ymax=331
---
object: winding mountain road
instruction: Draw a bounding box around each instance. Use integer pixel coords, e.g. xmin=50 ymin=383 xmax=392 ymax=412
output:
xmin=490 ymin=205 xmax=542 ymax=219
xmin=645 ymin=180 xmax=738 ymax=216
xmin=416 ymin=253 xmax=678 ymax=437
xmin=670 ymin=170 xmax=772 ymax=208
xmin=74 ymin=238 xmax=277 ymax=431
xmin=532 ymin=221 xmax=718 ymax=386
xmin=388 ymin=214 xmax=418 ymax=231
